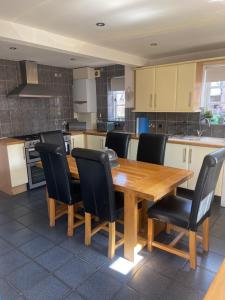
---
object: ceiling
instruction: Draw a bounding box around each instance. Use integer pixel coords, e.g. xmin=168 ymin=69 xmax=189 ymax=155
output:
xmin=0 ymin=40 xmax=111 ymax=68
xmin=0 ymin=0 xmax=225 ymax=66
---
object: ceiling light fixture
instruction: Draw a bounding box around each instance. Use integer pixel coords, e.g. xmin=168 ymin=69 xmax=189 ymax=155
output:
xmin=150 ymin=42 xmax=158 ymax=46
xmin=96 ymin=22 xmax=105 ymax=27
xmin=9 ymin=47 xmax=17 ymax=50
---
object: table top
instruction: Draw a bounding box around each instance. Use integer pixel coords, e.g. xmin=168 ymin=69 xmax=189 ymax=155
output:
xmin=67 ymin=156 xmax=193 ymax=201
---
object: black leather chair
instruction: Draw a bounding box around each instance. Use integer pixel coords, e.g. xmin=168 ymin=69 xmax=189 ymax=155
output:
xmin=40 ymin=130 xmax=67 ymax=154
xmin=147 ymin=148 xmax=225 ymax=269
xmin=72 ymin=148 xmax=124 ymax=258
xmin=35 ymin=143 xmax=84 ymax=236
xmin=105 ymin=131 xmax=131 ymax=158
xmin=137 ymin=133 xmax=168 ymax=165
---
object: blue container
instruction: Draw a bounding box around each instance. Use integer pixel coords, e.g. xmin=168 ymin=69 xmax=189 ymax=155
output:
xmin=136 ymin=117 xmax=149 ymax=134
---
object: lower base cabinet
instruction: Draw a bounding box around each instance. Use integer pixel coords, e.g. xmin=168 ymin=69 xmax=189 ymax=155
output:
xmin=165 ymin=143 xmax=223 ymax=196
xmin=71 ymin=135 xmax=85 ymax=149
xmin=86 ymin=134 xmax=106 ymax=150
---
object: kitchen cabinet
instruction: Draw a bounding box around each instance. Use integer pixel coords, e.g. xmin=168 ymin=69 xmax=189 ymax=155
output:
xmin=155 ymin=65 xmax=177 ymax=112
xmin=164 ymin=143 xmax=188 ymax=188
xmin=0 ymin=142 xmax=28 ymax=195
xmin=86 ymin=134 xmax=106 ymax=150
xmin=128 ymin=139 xmax=138 ymax=160
xmin=71 ymin=134 xmax=85 ymax=149
xmin=135 ymin=68 xmax=155 ymax=112
xmin=135 ymin=61 xmax=203 ymax=112
xmin=176 ymin=63 xmax=202 ymax=112
xmin=165 ymin=143 xmax=223 ymax=196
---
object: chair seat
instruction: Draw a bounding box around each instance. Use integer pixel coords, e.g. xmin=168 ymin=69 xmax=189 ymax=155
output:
xmin=148 ymin=195 xmax=192 ymax=229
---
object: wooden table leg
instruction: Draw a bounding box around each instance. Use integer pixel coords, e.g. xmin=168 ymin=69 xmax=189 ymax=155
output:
xmin=124 ymin=191 xmax=138 ymax=262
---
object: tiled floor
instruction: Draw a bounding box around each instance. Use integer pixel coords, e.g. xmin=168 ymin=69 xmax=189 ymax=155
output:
xmin=0 ymin=187 xmax=225 ymax=300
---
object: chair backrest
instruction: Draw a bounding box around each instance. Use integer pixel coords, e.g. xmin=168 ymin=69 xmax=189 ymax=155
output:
xmin=105 ymin=131 xmax=131 ymax=158
xmin=35 ymin=142 xmax=73 ymax=205
xmin=189 ymin=148 xmax=225 ymax=231
xmin=40 ymin=130 xmax=66 ymax=154
xmin=137 ymin=133 xmax=168 ymax=165
xmin=72 ymin=148 xmax=117 ymax=222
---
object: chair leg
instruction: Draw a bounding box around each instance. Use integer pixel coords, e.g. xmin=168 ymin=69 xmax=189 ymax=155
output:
xmin=166 ymin=224 xmax=172 ymax=234
xmin=49 ymin=198 xmax=56 ymax=227
xmin=202 ymin=217 xmax=209 ymax=252
xmin=108 ymin=222 xmax=116 ymax=259
xmin=189 ymin=230 xmax=197 ymax=270
xmin=67 ymin=205 xmax=74 ymax=237
xmin=147 ymin=218 xmax=154 ymax=252
xmin=85 ymin=212 xmax=92 ymax=246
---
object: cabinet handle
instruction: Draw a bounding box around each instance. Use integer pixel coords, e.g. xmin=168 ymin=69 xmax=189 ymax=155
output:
xmin=188 ymin=92 xmax=192 ymax=107
xmin=183 ymin=148 xmax=186 ymax=163
xmin=189 ymin=149 xmax=192 ymax=164
xmin=154 ymin=94 xmax=157 ymax=108
xmin=149 ymin=94 xmax=153 ymax=108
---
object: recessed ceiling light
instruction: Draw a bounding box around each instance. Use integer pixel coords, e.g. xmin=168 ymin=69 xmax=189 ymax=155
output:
xmin=208 ymin=0 xmax=224 ymax=2
xmin=9 ymin=47 xmax=17 ymax=50
xmin=70 ymin=58 xmax=76 ymax=61
xmin=96 ymin=22 xmax=105 ymax=27
xmin=150 ymin=42 xmax=158 ymax=47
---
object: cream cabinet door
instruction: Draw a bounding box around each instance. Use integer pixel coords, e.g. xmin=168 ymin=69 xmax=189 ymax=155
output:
xmin=128 ymin=139 xmax=139 ymax=160
xmin=155 ymin=66 xmax=177 ymax=112
xmin=135 ymin=68 xmax=155 ymax=112
xmin=164 ymin=143 xmax=189 ymax=188
xmin=86 ymin=135 xmax=105 ymax=150
xmin=7 ymin=144 xmax=28 ymax=187
xmin=71 ymin=135 xmax=85 ymax=149
xmin=187 ymin=146 xmax=223 ymax=196
xmin=176 ymin=63 xmax=196 ymax=112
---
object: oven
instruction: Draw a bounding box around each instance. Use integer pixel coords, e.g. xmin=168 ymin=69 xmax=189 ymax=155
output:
xmin=27 ymin=162 xmax=46 ymax=189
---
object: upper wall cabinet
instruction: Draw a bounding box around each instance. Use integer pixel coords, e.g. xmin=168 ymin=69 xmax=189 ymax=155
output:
xmin=135 ymin=62 xmax=203 ymax=112
xmin=176 ymin=63 xmax=203 ymax=112
xmin=155 ymin=65 xmax=177 ymax=112
xmin=135 ymin=68 xmax=155 ymax=112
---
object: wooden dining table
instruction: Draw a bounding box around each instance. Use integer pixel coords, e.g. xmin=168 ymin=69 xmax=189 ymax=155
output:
xmin=66 ymin=155 xmax=193 ymax=262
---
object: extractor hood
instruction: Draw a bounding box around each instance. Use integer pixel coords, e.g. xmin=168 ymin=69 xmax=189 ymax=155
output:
xmin=7 ymin=61 xmax=54 ymax=98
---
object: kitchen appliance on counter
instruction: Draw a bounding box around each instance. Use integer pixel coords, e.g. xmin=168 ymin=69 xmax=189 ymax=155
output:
xmin=97 ymin=121 xmax=115 ymax=132
xmin=15 ymin=132 xmax=71 ymax=189
xmin=66 ymin=119 xmax=86 ymax=131
xmin=136 ymin=117 xmax=150 ymax=135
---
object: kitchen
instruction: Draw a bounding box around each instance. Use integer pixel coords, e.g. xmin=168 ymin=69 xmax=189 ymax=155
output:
xmin=0 ymin=1 xmax=225 ymax=299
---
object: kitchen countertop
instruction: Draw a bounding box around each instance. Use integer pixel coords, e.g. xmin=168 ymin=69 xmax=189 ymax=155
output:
xmin=2 ymin=131 xmax=225 ymax=148
xmin=0 ymin=138 xmax=25 ymax=146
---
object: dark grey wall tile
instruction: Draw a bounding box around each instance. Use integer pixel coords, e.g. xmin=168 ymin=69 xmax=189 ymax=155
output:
xmin=0 ymin=59 xmax=73 ymax=137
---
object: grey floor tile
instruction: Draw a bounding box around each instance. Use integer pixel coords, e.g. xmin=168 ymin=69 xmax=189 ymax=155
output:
xmin=159 ymin=281 xmax=205 ymax=300
xmin=17 ymin=212 xmax=48 ymax=227
xmin=59 ymin=236 xmax=86 ymax=256
xmin=210 ymin=223 xmax=225 ymax=240
xmin=19 ymin=236 xmax=54 ymax=258
xmin=0 ymin=237 xmax=13 ymax=256
xmin=7 ymin=261 xmax=49 ymax=292
xmin=0 ymin=221 xmax=25 ymax=237
xmin=3 ymin=227 xmax=38 ymax=247
xmin=6 ymin=206 xmax=31 ymax=219
xmin=114 ymin=285 xmax=146 ymax=300
xmin=0 ymin=213 xmax=12 ymax=225
xmin=77 ymin=270 xmax=122 ymax=300
xmin=0 ymin=278 xmax=22 ymax=300
xmin=197 ymin=251 xmax=225 ymax=273
xmin=23 ymin=275 xmax=70 ymax=300
xmin=174 ymin=265 xmax=215 ymax=293
xmin=209 ymin=236 xmax=225 ymax=256
xmin=35 ymin=246 xmax=74 ymax=272
xmin=128 ymin=264 xmax=171 ymax=299
xmin=0 ymin=249 xmax=29 ymax=277
xmin=54 ymin=257 xmax=97 ymax=289
xmin=64 ymin=291 xmax=83 ymax=300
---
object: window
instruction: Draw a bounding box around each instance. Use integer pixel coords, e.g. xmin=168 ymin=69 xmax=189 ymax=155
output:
xmin=204 ymin=81 xmax=225 ymax=114
xmin=202 ymin=65 xmax=225 ymax=121
xmin=108 ymin=77 xmax=125 ymax=121
xmin=112 ymin=90 xmax=125 ymax=119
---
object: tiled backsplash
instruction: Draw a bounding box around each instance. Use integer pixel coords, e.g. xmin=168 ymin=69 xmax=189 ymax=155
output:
xmin=0 ymin=59 xmax=73 ymax=137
